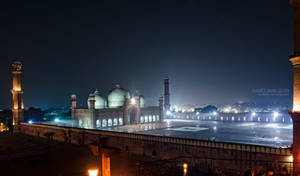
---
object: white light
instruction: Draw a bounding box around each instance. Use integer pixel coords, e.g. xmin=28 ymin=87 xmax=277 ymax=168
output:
xmin=251 ymin=112 xmax=256 ymax=116
xmin=28 ymin=120 xmax=33 ymax=124
xmin=212 ymin=111 xmax=217 ymax=116
xmin=166 ymin=111 xmax=171 ymax=115
xmin=54 ymin=118 xmax=59 ymax=122
xmin=130 ymin=98 xmax=136 ymax=105
xmin=273 ymin=112 xmax=279 ymax=118
xmin=213 ymin=126 xmax=217 ymax=130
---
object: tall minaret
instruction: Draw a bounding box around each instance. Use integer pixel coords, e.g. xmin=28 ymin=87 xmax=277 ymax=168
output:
xmin=164 ymin=77 xmax=170 ymax=111
xmin=11 ymin=61 xmax=24 ymax=132
xmin=289 ymin=0 xmax=300 ymax=174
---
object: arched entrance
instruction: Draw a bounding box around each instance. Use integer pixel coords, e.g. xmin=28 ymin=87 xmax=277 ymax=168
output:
xmin=128 ymin=107 xmax=138 ymax=124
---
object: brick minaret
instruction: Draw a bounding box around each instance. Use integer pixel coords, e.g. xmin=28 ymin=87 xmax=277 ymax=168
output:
xmin=164 ymin=77 xmax=170 ymax=111
xmin=11 ymin=61 xmax=24 ymax=133
xmin=289 ymin=0 xmax=300 ymax=174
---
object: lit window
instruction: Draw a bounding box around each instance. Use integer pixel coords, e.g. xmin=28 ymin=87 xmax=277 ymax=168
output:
xmin=113 ymin=118 xmax=118 ymax=126
xmin=119 ymin=118 xmax=123 ymax=125
xmin=102 ymin=119 xmax=107 ymax=127
xmin=96 ymin=120 xmax=101 ymax=128
xmin=141 ymin=116 xmax=144 ymax=123
xmin=108 ymin=119 xmax=112 ymax=126
xmin=79 ymin=120 xmax=83 ymax=127
xmin=145 ymin=116 xmax=148 ymax=123
xmin=149 ymin=115 xmax=152 ymax=122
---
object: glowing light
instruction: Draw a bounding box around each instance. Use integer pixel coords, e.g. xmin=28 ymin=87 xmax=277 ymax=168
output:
xmin=13 ymin=88 xmax=21 ymax=91
xmin=183 ymin=163 xmax=188 ymax=176
xmin=183 ymin=163 xmax=188 ymax=169
xmin=251 ymin=112 xmax=256 ymax=116
xmin=273 ymin=112 xmax=279 ymax=117
xmin=212 ymin=111 xmax=217 ymax=116
xmin=54 ymin=118 xmax=59 ymax=122
xmin=130 ymin=98 xmax=136 ymax=105
xmin=28 ymin=120 xmax=33 ymax=124
xmin=288 ymin=155 xmax=293 ymax=162
xmin=166 ymin=111 xmax=171 ymax=115
xmin=88 ymin=169 xmax=98 ymax=176
xmin=213 ymin=126 xmax=217 ymax=130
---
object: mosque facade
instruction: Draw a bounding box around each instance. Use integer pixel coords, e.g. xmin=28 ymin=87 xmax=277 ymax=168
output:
xmin=70 ymin=79 xmax=169 ymax=129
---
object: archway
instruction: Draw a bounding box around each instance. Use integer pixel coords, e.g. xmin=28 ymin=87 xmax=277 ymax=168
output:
xmin=128 ymin=107 xmax=138 ymax=124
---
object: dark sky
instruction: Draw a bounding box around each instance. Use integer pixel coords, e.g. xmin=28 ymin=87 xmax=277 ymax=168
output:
xmin=0 ymin=0 xmax=294 ymax=109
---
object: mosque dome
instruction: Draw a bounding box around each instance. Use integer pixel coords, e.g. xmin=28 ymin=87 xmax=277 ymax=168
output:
xmin=87 ymin=89 xmax=106 ymax=109
xmin=108 ymin=84 xmax=129 ymax=108
xmin=93 ymin=89 xmax=106 ymax=109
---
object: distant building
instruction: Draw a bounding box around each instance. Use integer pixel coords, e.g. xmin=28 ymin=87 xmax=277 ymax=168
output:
xmin=71 ymin=82 xmax=165 ymax=129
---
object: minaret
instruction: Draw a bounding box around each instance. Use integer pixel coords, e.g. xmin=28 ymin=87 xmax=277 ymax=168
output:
xmin=11 ymin=61 xmax=24 ymax=133
xmin=71 ymin=94 xmax=77 ymax=120
xmin=164 ymin=77 xmax=170 ymax=111
xmin=71 ymin=94 xmax=77 ymax=109
xmin=289 ymin=0 xmax=300 ymax=174
xmin=159 ymin=95 xmax=164 ymax=122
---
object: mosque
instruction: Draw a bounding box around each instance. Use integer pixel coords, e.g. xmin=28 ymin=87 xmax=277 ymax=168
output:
xmin=70 ymin=78 xmax=170 ymax=129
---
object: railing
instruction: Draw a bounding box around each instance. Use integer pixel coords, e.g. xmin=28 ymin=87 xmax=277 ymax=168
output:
xmin=20 ymin=123 xmax=292 ymax=156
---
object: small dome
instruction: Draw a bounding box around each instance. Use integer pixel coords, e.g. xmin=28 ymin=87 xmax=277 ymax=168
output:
xmin=108 ymin=84 xmax=129 ymax=108
xmin=87 ymin=90 xmax=106 ymax=109
xmin=87 ymin=93 xmax=95 ymax=109
xmin=94 ymin=90 xmax=106 ymax=109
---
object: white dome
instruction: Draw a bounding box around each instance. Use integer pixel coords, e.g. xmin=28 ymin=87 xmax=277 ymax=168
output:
xmin=87 ymin=89 xmax=106 ymax=109
xmin=108 ymin=84 xmax=129 ymax=108
xmin=94 ymin=90 xmax=106 ymax=109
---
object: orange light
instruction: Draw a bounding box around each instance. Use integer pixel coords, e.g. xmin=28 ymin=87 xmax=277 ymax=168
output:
xmin=183 ymin=163 xmax=188 ymax=169
xmin=88 ymin=169 xmax=98 ymax=176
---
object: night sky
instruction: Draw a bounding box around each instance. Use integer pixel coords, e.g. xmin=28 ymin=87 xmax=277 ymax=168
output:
xmin=0 ymin=0 xmax=294 ymax=109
